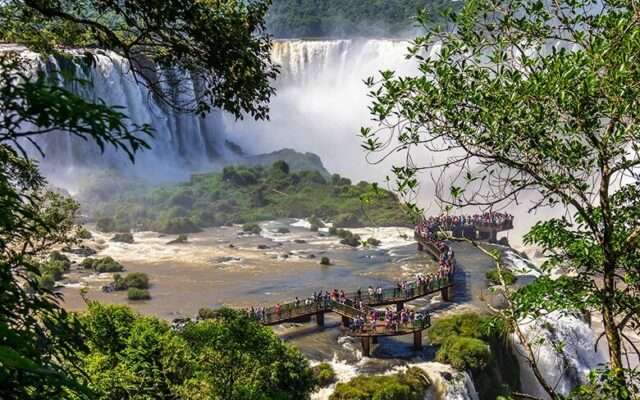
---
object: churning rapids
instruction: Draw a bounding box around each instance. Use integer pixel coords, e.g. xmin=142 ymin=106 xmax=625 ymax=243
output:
xmin=6 ymin=39 xmax=618 ymax=398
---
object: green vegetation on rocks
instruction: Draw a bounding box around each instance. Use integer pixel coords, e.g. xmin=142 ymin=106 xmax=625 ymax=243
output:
xmin=320 ymin=256 xmax=331 ymax=265
xmin=366 ymin=237 xmax=381 ymax=247
xmin=166 ymin=234 xmax=188 ymax=244
xmin=77 ymin=226 xmax=92 ymax=239
xmin=114 ymin=272 xmax=149 ymax=291
xmin=277 ymin=227 xmax=290 ymax=234
xmin=330 ymin=367 xmax=429 ymax=400
xmin=110 ymin=232 xmax=134 ymax=243
xmin=243 ymin=222 xmax=262 ymax=234
xmin=127 ymin=287 xmax=151 ymax=300
xmin=486 ymin=269 xmax=517 ymax=285
xmin=81 ymin=256 xmax=124 ymax=273
xmin=427 ymin=313 xmax=521 ymax=399
xmin=79 ymin=160 xmax=409 ymax=233
xmin=313 ymin=362 xmax=336 ymax=388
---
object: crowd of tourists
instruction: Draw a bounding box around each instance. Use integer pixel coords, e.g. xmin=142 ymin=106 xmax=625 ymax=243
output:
xmin=351 ymin=306 xmax=427 ymax=334
xmin=244 ymin=221 xmax=458 ymax=325
xmin=422 ymin=212 xmax=514 ymax=230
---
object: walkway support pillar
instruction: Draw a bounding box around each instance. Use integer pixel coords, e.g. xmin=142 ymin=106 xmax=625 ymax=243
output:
xmin=371 ymin=336 xmax=378 ymax=344
xmin=316 ymin=311 xmax=324 ymax=327
xmin=361 ymin=337 xmax=371 ymax=357
xmin=441 ymin=287 xmax=449 ymax=302
xmin=418 ymin=242 xmax=424 ymax=252
xmin=342 ymin=316 xmax=350 ymax=328
xmin=413 ymin=331 xmax=423 ymax=351
xmin=396 ymin=302 xmax=404 ymax=312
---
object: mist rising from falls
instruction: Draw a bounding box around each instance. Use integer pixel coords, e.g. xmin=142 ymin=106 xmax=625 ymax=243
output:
xmin=223 ymin=39 xmax=426 ymax=184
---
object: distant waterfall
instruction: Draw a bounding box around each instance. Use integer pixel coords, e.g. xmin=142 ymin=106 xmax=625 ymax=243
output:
xmin=13 ymin=47 xmax=227 ymax=187
xmin=11 ymin=40 xmax=422 ymax=187
xmin=223 ymin=39 xmax=427 ymax=183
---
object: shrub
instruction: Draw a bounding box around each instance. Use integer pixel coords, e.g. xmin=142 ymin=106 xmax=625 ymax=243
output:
xmin=92 ymin=257 xmax=124 ymax=273
xmin=436 ymin=337 xmax=491 ymax=371
xmin=127 ymin=288 xmax=150 ymax=300
xmin=277 ymin=227 xmax=290 ymax=234
xmin=198 ymin=308 xmax=221 ymax=320
xmin=312 ymin=362 xmax=336 ymax=387
xmin=157 ymin=217 xmax=202 ymax=234
xmin=332 ymin=228 xmax=362 ymax=247
xmin=308 ymin=216 xmax=325 ymax=228
xmin=110 ymin=233 xmax=134 ymax=244
xmin=80 ymin=258 xmax=95 ymax=269
xmin=38 ymin=274 xmax=55 ymax=291
xmin=113 ymin=273 xmax=127 ymax=291
xmin=366 ymin=237 xmax=381 ymax=247
xmin=486 ymin=268 xmax=517 ymax=285
xmin=49 ymin=251 xmax=71 ymax=270
xmin=330 ymin=367 xmax=428 ymax=400
xmin=77 ymin=226 xmax=93 ymax=239
xmin=427 ymin=312 xmax=487 ymax=345
xmin=242 ymin=222 xmax=261 ymax=234
xmin=320 ymin=257 xmax=330 ymax=265
xmin=125 ymin=272 xmax=149 ymax=289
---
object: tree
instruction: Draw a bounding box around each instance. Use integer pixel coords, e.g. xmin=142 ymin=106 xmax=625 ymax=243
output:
xmin=361 ymin=0 xmax=640 ymax=398
xmin=0 ymin=0 xmax=278 ymax=120
xmin=0 ymin=0 xmax=280 ymax=395
xmin=0 ymin=53 xmax=147 ymax=398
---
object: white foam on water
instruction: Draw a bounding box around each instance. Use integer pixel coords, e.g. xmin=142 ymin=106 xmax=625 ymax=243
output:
xmin=350 ymin=226 xmax=415 ymax=250
xmin=310 ymin=355 xmax=361 ymax=400
xmin=292 ymin=219 xmax=313 ymax=229
xmin=503 ymin=250 xmax=542 ymax=277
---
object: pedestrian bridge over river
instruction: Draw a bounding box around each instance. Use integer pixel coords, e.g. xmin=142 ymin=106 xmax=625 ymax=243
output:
xmin=258 ymin=234 xmax=454 ymax=356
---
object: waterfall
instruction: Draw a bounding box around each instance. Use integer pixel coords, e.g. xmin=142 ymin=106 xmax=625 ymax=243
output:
xmin=9 ymin=46 xmax=228 ymax=189
xmin=514 ymin=310 xmax=607 ymax=398
xmin=223 ymin=39 xmax=425 ymax=183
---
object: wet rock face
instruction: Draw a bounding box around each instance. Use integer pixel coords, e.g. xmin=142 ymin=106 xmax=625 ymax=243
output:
xmin=62 ymin=246 xmax=98 ymax=257
xmin=166 ymin=234 xmax=188 ymax=245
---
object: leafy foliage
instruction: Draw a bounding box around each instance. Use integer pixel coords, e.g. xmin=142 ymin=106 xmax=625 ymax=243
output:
xmin=486 ymin=269 xmax=517 ymax=286
xmin=312 ymin=362 xmax=336 ymax=387
xmin=126 ymin=287 xmax=150 ymax=300
xmin=428 ymin=313 xmax=519 ymax=399
xmin=78 ymin=304 xmax=314 ymax=400
xmin=362 ymin=0 xmax=640 ymax=395
xmin=0 ymin=49 xmax=151 ymax=398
